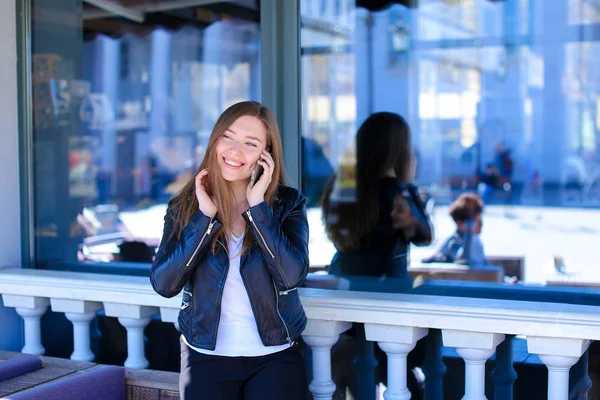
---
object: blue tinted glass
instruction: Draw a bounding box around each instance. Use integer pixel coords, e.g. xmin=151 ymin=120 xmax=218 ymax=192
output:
xmin=31 ymin=0 xmax=261 ymax=267
xmin=301 ymin=0 xmax=600 ymax=291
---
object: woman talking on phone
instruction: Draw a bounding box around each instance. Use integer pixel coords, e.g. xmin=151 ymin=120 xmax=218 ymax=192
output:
xmin=150 ymin=101 xmax=309 ymax=400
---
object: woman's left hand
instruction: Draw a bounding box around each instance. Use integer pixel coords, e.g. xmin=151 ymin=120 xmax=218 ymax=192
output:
xmin=247 ymin=149 xmax=274 ymax=207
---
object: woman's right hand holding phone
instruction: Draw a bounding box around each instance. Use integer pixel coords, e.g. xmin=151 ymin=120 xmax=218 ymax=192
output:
xmin=195 ymin=169 xmax=217 ymax=218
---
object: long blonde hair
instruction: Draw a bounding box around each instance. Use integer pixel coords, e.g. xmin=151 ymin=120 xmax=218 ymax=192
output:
xmin=169 ymin=101 xmax=286 ymax=252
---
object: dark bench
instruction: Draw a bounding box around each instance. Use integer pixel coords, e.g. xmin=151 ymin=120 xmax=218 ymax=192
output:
xmin=0 ymin=354 xmax=42 ymax=382
xmin=9 ymin=364 xmax=125 ymax=400
xmin=0 ymin=350 xmax=179 ymax=400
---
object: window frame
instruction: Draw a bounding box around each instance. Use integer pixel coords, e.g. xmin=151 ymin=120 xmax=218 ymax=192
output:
xmin=16 ymin=0 xmax=303 ymax=273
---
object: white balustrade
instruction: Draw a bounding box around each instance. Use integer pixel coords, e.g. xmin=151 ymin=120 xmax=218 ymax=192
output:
xmin=160 ymin=307 xmax=180 ymax=324
xmin=51 ymin=299 xmax=102 ymax=361
xmin=17 ymin=307 xmax=48 ymax=355
xmin=3 ymin=294 xmax=49 ymax=355
xmin=443 ymin=330 xmax=505 ymax=400
xmin=365 ymin=324 xmax=428 ymax=400
xmin=1 ymin=268 xmax=600 ymax=400
xmin=528 ymin=337 xmax=591 ymax=400
xmin=303 ymin=319 xmax=352 ymax=400
xmin=104 ymin=303 xmax=158 ymax=369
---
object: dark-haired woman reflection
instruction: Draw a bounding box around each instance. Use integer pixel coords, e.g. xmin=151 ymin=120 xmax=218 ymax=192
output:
xmin=322 ymin=112 xmax=433 ymax=399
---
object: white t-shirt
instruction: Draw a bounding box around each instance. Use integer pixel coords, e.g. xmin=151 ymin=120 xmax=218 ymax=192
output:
xmin=184 ymin=233 xmax=291 ymax=357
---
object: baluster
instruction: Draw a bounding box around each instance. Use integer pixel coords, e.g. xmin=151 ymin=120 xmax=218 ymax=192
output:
xmin=104 ymin=303 xmax=158 ymax=369
xmin=51 ymin=299 xmax=102 ymax=361
xmin=3 ymin=295 xmax=49 ymax=355
xmin=443 ymin=330 xmax=504 ymax=400
xmin=528 ymin=337 xmax=590 ymax=400
xmin=118 ymin=317 xmax=151 ymax=368
xmin=365 ymin=324 xmax=428 ymax=400
xmin=303 ymin=319 xmax=352 ymax=400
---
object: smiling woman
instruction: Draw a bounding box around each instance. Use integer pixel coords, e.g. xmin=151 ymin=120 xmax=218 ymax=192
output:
xmin=166 ymin=101 xmax=286 ymax=251
xmin=150 ymin=101 xmax=310 ymax=400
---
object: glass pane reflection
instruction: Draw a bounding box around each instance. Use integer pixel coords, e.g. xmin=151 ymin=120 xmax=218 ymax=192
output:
xmin=301 ymin=0 xmax=600 ymax=291
xmin=32 ymin=0 xmax=261 ymax=266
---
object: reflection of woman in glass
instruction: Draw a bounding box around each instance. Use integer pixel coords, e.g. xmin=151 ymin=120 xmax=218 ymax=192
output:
xmin=150 ymin=102 xmax=309 ymax=400
xmin=322 ymin=112 xmax=433 ymax=279
xmin=321 ymin=112 xmax=433 ymax=399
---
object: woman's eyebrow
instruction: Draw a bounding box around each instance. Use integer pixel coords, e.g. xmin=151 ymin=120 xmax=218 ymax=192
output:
xmin=245 ymin=135 xmax=263 ymax=143
xmin=225 ymin=128 xmax=263 ymax=143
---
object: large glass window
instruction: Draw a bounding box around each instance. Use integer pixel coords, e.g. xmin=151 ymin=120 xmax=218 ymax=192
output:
xmin=31 ymin=0 xmax=261 ymax=268
xmin=301 ymin=0 xmax=600 ymax=290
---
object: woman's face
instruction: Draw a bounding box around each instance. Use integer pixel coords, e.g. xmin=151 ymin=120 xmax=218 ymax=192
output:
xmin=214 ymin=115 xmax=267 ymax=183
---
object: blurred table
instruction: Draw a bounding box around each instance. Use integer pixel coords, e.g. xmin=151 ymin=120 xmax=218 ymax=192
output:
xmin=308 ymin=265 xmax=329 ymax=273
xmin=308 ymin=263 xmax=505 ymax=283
xmin=545 ymin=269 xmax=600 ymax=288
xmin=409 ymin=262 xmax=505 ymax=283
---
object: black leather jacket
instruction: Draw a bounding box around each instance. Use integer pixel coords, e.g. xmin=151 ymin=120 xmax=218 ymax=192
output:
xmin=329 ymin=178 xmax=433 ymax=278
xmin=150 ymin=186 xmax=309 ymax=350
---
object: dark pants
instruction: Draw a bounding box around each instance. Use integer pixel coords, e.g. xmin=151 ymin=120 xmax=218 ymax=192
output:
xmin=180 ymin=338 xmax=308 ymax=400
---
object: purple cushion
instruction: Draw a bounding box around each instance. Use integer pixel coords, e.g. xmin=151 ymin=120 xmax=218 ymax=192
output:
xmin=9 ymin=365 xmax=125 ymax=400
xmin=0 ymin=355 xmax=42 ymax=382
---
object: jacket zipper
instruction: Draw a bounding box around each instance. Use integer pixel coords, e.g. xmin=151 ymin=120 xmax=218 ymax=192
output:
xmin=247 ymin=209 xmax=293 ymax=292
xmin=272 ymin=279 xmax=291 ymax=344
xmin=246 ymin=210 xmax=275 ymax=259
xmin=210 ymin=240 xmax=229 ymax=349
xmin=279 ymin=287 xmax=297 ymax=295
xmin=185 ymin=219 xmax=215 ymax=267
xmin=212 ymin=263 xmax=229 ymax=350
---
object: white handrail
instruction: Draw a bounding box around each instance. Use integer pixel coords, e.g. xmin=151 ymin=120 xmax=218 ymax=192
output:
xmin=0 ymin=267 xmax=596 ymax=399
xmin=1 ymin=268 xmax=599 ymax=339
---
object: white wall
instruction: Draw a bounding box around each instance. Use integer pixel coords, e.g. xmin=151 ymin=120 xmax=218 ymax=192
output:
xmin=0 ymin=0 xmax=24 ymax=351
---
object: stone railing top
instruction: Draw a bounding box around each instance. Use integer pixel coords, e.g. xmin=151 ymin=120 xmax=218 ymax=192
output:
xmin=0 ymin=268 xmax=175 ymax=308
xmin=300 ymin=288 xmax=600 ymax=340
xmin=1 ymin=268 xmax=600 ymax=340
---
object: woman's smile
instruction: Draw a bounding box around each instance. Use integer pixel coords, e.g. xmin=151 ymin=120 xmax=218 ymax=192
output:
xmin=222 ymin=156 xmax=245 ymax=170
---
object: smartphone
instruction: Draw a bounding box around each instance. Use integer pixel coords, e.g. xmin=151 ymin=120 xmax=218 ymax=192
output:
xmin=250 ymin=164 xmax=264 ymax=189
xmin=250 ymin=147 xmax=270 ymax=189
